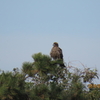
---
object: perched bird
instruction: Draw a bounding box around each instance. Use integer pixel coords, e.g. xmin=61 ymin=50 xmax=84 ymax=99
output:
xmin=50 ymin=42 xmax=65 ymax=67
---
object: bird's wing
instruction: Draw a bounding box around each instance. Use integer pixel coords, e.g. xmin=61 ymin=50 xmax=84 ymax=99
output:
xmin=58 ymin=48 xmax=63 ymax=59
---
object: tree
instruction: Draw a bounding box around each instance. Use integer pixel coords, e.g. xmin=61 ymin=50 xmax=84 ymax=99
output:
xmin=22 ymin=53 xmax=99 ymax=100
xmin=0 ymin=52 xmax=99 ymax=100
xmin=0 ymin=68 xmax=28 ymax=100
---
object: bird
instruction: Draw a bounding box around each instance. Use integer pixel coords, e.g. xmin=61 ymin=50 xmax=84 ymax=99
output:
xmin=50 ymin=42 xmax=65 ymax=67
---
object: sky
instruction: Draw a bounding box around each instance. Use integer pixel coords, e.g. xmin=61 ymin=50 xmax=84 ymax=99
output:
xmin=0 ymin=0 xmax=100 ymax=83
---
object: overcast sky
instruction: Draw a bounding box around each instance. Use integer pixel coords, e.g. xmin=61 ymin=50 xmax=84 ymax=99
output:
xmin=0 ymin=0 xmax=100 ymax=83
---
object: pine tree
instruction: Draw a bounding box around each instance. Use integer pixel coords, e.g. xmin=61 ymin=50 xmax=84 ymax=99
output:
xmin=0 ymin=53 xmax=99 ymax=100
xmin=22 ymin=53 xmax=99 ymax=100
xmin=0 ymin=69 xmax=28 ymax=100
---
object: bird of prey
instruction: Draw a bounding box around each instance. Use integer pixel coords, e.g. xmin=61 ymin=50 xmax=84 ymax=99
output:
xmin=50 ymin=42 xmax=65 ymax=67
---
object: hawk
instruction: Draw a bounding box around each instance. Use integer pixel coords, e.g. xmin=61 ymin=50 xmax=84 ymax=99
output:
xmin=50 ymin=42 xmax=65 ymax=67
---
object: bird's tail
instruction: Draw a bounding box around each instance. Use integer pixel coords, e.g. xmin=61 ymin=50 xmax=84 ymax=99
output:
xmin=59 ymin=63 xmax=66 ymax=68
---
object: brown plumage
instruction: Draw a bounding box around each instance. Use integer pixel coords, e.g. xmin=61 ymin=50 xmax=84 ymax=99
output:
xmin=50 ymin=42 xmax=65 ymax=67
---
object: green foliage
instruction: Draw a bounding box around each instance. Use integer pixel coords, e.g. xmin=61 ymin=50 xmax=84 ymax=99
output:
xmin=0 ymin=69 xmax=27 ymax=100
xmin=32 ymin=53 xmax=56 ymax=74
xmin=22 ymin=62 xmax=34 ymax=77
xmin=0 ymin=53 xmax=99 ymax=100
xmin=49 ymin=82 xmax=64 ymax=100
xmin=29 ymin=84 xmax=49 ymax=100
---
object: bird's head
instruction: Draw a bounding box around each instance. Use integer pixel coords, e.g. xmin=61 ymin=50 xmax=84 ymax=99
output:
xmin=53 ymin=42 xmax=59 ymax=47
